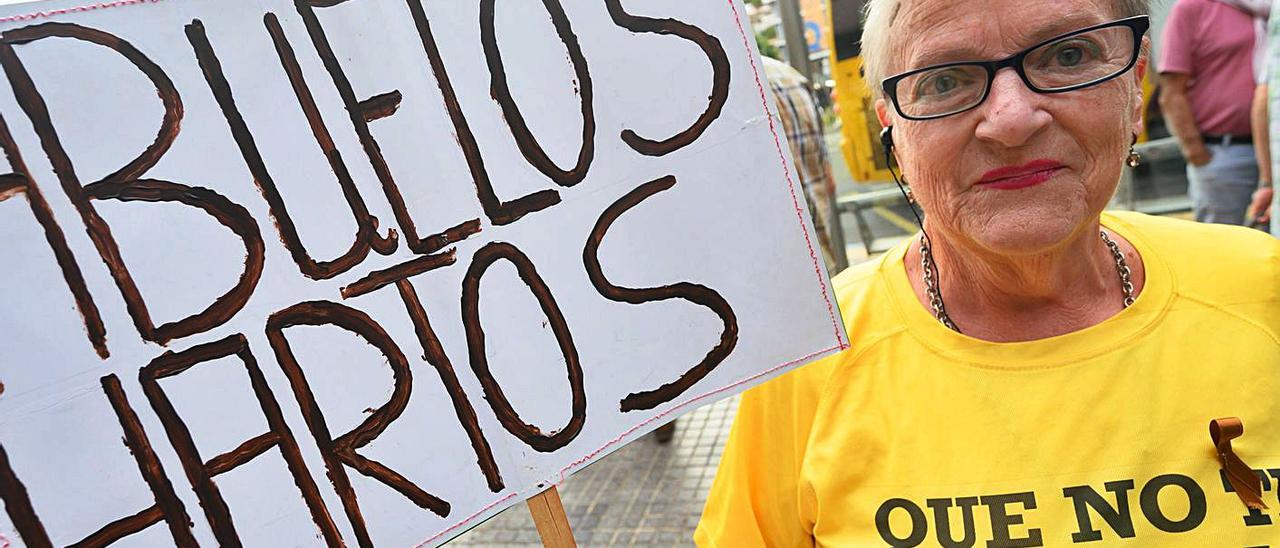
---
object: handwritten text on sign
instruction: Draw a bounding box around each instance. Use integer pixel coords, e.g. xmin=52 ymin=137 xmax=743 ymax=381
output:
xmin=0 ymin=0 xmax=845 ymax=546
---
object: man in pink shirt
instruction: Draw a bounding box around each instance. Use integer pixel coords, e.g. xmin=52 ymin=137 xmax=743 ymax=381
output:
xmin=1160 ymin=0 xmax=1263 ymax=224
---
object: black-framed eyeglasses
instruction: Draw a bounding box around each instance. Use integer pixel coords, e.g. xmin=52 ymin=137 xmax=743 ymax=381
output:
xmin=881 ymin=16 xmax=1150 ymax=121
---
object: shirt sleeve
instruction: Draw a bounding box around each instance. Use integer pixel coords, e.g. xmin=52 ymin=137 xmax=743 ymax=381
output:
xmin=1159 ymin=1 xmax=1199 ymax=75
xmin=693 ymin=363 xmax=826 ymax=547
xmin=1266 ymin=1 xmax=1280 ymax=85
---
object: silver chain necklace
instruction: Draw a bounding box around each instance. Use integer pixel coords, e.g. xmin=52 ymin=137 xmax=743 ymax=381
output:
xmin=919 ymin=230 xmax=1135 ymax=333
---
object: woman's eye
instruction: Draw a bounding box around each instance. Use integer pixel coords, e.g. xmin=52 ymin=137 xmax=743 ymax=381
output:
xmin=1055 ymin=46 xmax=1085 ymax=66
xmin=1039 ymin=40 xmax=1101 ymax=68
xmin=917 ymin=72 xmax=965 ymax=97
xmin=931 ymin=75 xmax=958 ymax=93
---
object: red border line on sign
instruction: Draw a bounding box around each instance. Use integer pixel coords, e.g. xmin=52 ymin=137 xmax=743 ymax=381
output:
xmin=414 ymin=492 xmax=521 ymax=548
xmin=0 ymin=0 xmax=847 ymax=545
xmin=556 ymin=343 xmax=842 ymax=482
xmin=725 ymin=0 xmax=847 ymax=352
xmin=0 ymin=0 xmax=162 ymax=24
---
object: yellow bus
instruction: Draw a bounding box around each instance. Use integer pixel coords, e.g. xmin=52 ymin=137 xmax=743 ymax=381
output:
xmin=826 ymin=0 xmax=891 ymax=183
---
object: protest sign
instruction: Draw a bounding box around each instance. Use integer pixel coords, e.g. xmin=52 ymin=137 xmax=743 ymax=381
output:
xmin=0 ymin=0 xmax=848 ymax=545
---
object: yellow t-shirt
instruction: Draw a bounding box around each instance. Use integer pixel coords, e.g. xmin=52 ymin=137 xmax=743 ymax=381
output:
xmin=696 ymin=212 xmax=1280 ymax=547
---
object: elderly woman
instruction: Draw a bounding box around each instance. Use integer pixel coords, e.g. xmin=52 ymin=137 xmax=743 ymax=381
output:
xmin=696 ymin=0 xmax=1279 ymax=546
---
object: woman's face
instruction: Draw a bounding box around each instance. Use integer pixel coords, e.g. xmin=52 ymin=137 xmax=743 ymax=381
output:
xmin=875 ymin=0 xmax=1147 ymax=255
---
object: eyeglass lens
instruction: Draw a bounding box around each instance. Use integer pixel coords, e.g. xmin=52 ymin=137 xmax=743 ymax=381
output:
xmin=894 ymin=25 xmax=1137 ymax=119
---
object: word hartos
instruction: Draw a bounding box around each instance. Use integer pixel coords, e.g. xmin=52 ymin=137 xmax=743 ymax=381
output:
xmin=0 ymin=1 xmax=742 ymax=546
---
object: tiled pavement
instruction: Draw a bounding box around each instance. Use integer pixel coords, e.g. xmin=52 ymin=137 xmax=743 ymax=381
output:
xmin=449 ymin=396 xmax=738 ymax=547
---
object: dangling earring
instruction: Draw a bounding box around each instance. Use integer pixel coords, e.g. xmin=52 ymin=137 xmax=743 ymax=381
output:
xmin=904 ymin=184 xmax=916 ymax=204
xmin=1126 ymin=136 xmax=1141 ymax=168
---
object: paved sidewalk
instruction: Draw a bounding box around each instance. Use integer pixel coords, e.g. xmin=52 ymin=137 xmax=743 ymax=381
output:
xmin=450 ymin=397 xmax=738 ymax=547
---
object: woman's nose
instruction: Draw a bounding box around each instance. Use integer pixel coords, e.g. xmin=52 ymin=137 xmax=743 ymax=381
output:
xmin=973 ymin=69 xmax=1052 ymax=148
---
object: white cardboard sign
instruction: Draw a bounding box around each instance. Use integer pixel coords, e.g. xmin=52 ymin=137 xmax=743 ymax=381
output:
xmin=0 ymin=0 xmax=847 ymax=545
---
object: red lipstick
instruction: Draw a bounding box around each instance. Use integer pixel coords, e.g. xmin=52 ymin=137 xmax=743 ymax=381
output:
xmin=976 ymin=160 xmax=1065 ymax=190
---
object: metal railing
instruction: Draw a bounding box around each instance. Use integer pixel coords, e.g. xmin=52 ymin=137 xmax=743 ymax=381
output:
xmin=835 ymin=187 xmax=908 ymax=256
xmin=1114 ymin=137 xmax=1191 ymax=214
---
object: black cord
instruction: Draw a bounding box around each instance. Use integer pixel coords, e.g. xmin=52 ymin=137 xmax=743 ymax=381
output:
xmin=883 ymin=146 xmax=960 ymax=333
xmin=888 ymin=164 xmax=925 ymax=228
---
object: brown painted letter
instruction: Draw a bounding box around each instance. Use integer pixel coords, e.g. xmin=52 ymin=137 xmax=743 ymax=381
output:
xmin=267 ymin=300 xmax=449 ymax=548
xmin=187 ymin=17 xmax=398 ymax=280
xmin=402 ymin=0 xmax=562 ymax=225
xmin=603 ymin=0 xmax=730 ymax=156
xmin=340 ymin=250 xmax=506 ymax=492
xmin=480 ymin=0 xmax=594 ymax=187
xmin=294 ymin=0 xmax=484 ymax=251
xmin=138 ymin=334 xmax=343 ymax=547
xmin=584 ymin=176 xmax=738 ymax=411
xmin=396 ymin=278 xmax=505 ymax=491
xmin=0 ymin=375 xmax=198 ymax=547
xmin=0 ymin=23 xmax=265 ymax=345
xmin=0 ymin=110 xmax=107 ymax=358
xmin=461 ymin=242 xmax=586 ymax=452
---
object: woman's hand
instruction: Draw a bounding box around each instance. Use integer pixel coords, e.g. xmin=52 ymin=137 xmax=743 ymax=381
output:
xmin=1186 ymin=146 xmax=1213 ymax=167
xmin=1248 ymin=186 xmax=1273 ymax=225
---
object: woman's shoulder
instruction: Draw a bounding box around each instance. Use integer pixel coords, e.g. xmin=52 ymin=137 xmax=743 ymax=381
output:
xmin=782 ymin=245 xmax=917 ymax=385
xmin=830 ymin=246 xmax=914 ymax=345
xmin=829 ymin=255 xmax=886 ymax=316
xmin=1105 ymin=210 xmax=1279 ymax=323
xmin=1105 ymin=210 xmax=1278 ymax=275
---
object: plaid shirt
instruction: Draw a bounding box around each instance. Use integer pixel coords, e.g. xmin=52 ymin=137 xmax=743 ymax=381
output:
xmin=762 ymin=56 xmax=838 ymax=269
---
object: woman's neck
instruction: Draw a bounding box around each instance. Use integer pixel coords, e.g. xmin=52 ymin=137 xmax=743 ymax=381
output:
xmin=904 ymin=221 xmax=1145 ymax=342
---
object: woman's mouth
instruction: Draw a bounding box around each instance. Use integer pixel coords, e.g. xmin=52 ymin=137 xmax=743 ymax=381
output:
xmin=975 ymin=160 xmax=1066 ymax=190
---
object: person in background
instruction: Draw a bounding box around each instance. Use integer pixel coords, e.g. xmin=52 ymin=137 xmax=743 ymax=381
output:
xmin=1251 ymin=0 xmax=1280 ymax=235
xmin=1252 ymin=73 xmax=1274 ymax=232
xmin=762 ymin=55 xmax=840 ymax=271
xmin=1160 ymin=0 xmax=1265 ymax=225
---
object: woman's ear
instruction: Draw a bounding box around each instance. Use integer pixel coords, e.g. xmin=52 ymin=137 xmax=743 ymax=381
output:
xmin=876 ymin=98 xmax=898 ymax=150
xmin=875 ymin=98 xmax=892 ymax=128
xmin=875 ymin=99 xmax=901 ymax=166
xmin=1131 ymin=37 xmax=1150 ymax=135
xmin=1135 ymin=37 xmax=1150 ymax=78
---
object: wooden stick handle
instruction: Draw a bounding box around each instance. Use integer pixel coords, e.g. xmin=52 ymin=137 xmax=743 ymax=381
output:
xmin=526 ymin=486 xmax=577 ymax=548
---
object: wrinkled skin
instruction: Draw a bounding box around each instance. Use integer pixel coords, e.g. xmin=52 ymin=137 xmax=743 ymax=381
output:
xmin=873 ymin=0 xmax=1149 ymax=341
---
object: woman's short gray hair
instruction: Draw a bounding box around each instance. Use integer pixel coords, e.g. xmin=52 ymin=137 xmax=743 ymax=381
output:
xmin=861 ymin=0 xmax=1151 ymax=101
